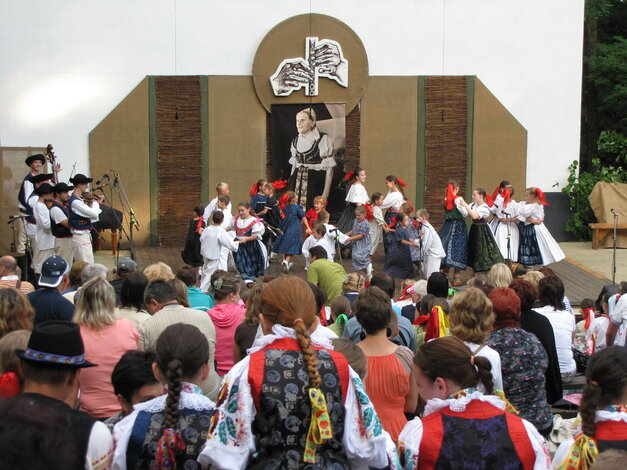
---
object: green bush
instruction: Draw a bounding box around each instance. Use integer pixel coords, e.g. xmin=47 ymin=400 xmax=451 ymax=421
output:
xmin=558 ymin=159 xmax=627 ymax=240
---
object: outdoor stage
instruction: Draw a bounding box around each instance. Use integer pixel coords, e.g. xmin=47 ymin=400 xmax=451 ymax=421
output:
xmin=94 ymin=242 xmax=619 ymax=307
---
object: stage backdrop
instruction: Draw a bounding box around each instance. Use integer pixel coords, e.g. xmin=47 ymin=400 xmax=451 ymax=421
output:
xmin=271 ymin=103 xmax=346 ymax=217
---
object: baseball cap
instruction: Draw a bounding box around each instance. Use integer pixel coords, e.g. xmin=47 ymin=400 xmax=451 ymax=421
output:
xmin=39 ymin=255 xmax=69 ymax=288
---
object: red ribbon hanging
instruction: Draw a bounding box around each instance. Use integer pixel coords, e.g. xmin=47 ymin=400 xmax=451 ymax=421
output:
xmin=278 ymin=193 xmax=290 ymax=219
xmin=155 ymin=428 xmax=186 ymax=470
xmin=486 ymin=193 xmax=494 ymax=208
xmin=195 ymin=216 xmax=204 ymax=234
xmin=249 ymin=182 xmax=259 ymax=198
xmin=491 ymin=185 xmax=501 ymax=203
xmin=364 ymin=203 xmax=374 ymax=222
xmin=444 ymin=183 xmax=459 ymax=211
xmin=501 ymin=188 xmax=511 ymax=209
xmin=272 ymin=179 xmax=288 ymax=190
xmin=424 ymin=306 xmax=440 ymax=341
xmin=343 ymin=171 xmax=355 ymax=181
xmin=535 ymin=187 xmax=549 ymax=205
xmin=397 ymin=177 xmax=407 ymax=188
xmin=583 ymin=307 xmax=596 ymax=330
xmin=387 ymin=216 xmax=397 ymax=229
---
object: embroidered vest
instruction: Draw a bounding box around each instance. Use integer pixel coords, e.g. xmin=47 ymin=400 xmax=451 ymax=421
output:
xmin=50 ymin=201 xmax=72 ymax=238
xmin=18 ymin=173 xmax=33 ymax=212
xmin=418 ymin=400 xmax=536 ymax=470
xmin=25 ymin=190 xmax=37 ymax=224
xmin=247 ymin=338 xmax=350 ymax=469
xmin=291 ymin=132 xmax=327 ymax=165
xmin=68 ymin=195 xmax=92 ymax=230
xmin=233 ymin=216 xmax=262 ymax=237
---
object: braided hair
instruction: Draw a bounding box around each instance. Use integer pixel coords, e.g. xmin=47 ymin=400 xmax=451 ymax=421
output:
xmin=580 ymin=346 xmax=627 ymax=437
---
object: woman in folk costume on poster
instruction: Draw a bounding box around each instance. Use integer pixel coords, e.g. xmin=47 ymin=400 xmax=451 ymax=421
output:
xmin=381 ymin=175 xmax=406 ymax=253
xmin=552 ymin=346 xmax=627 ymax=469
xmin=231 ymin=202 xmax=267 ymax=287
xmin=198 ymin=275 xmax=400 ymax=470
xmin=337 ymin=168 xmax=369 ymax=234
xmin=288 ymin=107 xmax=335 ymax=209
xmin=489 ymin=180 xmax=521 ymax=263
xmin=516 ymin=187 xmax=565 ymax=267
xmin=398 ymin=336 xmax=550 ymax=470
xmin=458 ymin=188 xmax=504 ymax=273
xmin=438 ymin=180 xmax=468 ymax=286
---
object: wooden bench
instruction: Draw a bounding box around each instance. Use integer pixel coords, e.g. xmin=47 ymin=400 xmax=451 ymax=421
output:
xmin=589 ymin=223 xmax=627 ymax=249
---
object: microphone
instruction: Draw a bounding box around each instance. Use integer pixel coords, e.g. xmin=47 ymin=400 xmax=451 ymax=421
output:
xmin=95 ymin=172 xmax=111 ymax=186
xmin=610 ymin=208 xmax=618 ymax=216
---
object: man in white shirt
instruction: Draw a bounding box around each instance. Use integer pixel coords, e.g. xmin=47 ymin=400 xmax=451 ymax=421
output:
xmin=67 ymin=174 xmax=102 ymax=264
xmin=33 ymin=183 xmax=56 ymax=277
xmin=49 ymin=182 xmax=74 ymax=266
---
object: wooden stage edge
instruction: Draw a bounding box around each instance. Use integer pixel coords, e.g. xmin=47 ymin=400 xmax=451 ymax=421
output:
xmin=129 ymin=245 xmax=608 ymax=307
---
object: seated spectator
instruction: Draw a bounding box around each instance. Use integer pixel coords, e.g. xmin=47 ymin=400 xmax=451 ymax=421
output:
xmin=327 ymin=295 xmax=351 ymax=337
xmin=0 ymin=329 xmax=30 ymax=398
xmin=0 ymin=321 xmax=113 ymax=468
xmin=412 ymin=293 xmax=435 ymax=350
xmin=0 ymin=288 xmax=35 ymax=338
xmin=533 ymin=276 xmax=576 ymax=380
xmin=143 ymin=262 xmax=174 ymax=283
xmin=427 ymin=271 xmax=449 ymax=299
xmin=552 ymin=346 xmax=627 ymax=469
xmin=306 ymin=282 xmax=338 ymax=339
xmin=398 ymin=336 xmax=548 ymax=469
xmin=486 ymin=287 xmax=553 ymax=435
xmin=522 ymin=269 xmax=544 ymax=292
xmin=606 ymin=281 xmax=627 ymax=347
xmin=489 ymin=263 xmax=513 ymax=288
xmin=140 ymin=280 xmax=221 ymax=400
xmin=104 ymin=350 xmax=163 ymax=431
xmin=330 ymin=337 xmax=368 ymax=380
xmin=112 ymin=324 xmax=215 ymax=469
xmin=510 ymin=279 xmax=562 ymax=404
xmin=176 ymin=264 xmax=214 ymax=311
xmin=109 ymin=257 xmax=137 ymax=304
xmin=355 ymin=286 xmax=417 ymax=441
xmin=233 ymin=282 xmax=263 ymax=364
xmin=307 ymin=246 xmax=347 ymax=303
xmin=539 ymin=266 xmax=573 ymax=312
xmin=342 ymin=272 xmax=365 ymax=307
xmin=576 ymin=298 xmax=596 ymax=334
xmin=168 ymin=278 xmax=191 ymax=308
xmin=399 ymin=279 xmax=428 ymax=324
xmin=59 ymin=260 xmax=88 ymax=295
xmin=449 ymin=287 xmax=503 ymax=391
xmin=66 ymin=262 xmax=108 ymax=304
xmin=27 ymin=256 xmax=74 ymax=324
xmin=73 ymin=277 xmax=139 ymax=419
xmin=467 ymin=274 xmax=494 ymax=296
xmin=0 ymin=255 xmax=34 ymax=293
xmin=116 ymin=271 xmax=150 ymax=327
xmin=587 ymin=293 xmax=612 ymax=353
xmin=206 ymin=271 xmax=245 ymax=376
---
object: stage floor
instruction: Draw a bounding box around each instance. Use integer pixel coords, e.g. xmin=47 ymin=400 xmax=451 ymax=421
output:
xmin=94 ymin=242 xmax=616 ymax=307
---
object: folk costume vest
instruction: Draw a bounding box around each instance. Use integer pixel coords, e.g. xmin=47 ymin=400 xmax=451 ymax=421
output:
xmin=50 ymin=201 xmax=72 ymax=238
xmin=68 ymin=195 xmax=93 ymax=230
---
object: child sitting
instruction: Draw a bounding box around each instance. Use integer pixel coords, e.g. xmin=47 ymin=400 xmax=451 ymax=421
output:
xmin=327 ymin=295 xmax=352 ymax=337
xmin=342 ymin=272 xmax=365 ymax=307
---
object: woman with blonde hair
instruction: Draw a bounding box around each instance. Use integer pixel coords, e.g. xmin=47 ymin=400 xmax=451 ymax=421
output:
xmin=489 ymin=262 xmax=513 ymax=288
xmin=449 ymin=287 xmax=503 ymax=391
xmin=522 ymin=269 xmax=544 ymax=291
xmin=198 ymin=275 xmax=396 ymax=469
xmin=143 ymin=262 xmax=174 ymax=282
xmin=0 ymin=288 xmax=35 ymax=338
xmin=73 ymin=277 xmax=139 ymax=418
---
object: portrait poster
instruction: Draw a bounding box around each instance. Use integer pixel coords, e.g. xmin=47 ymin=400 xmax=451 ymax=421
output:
xmin=271 ymin=102 xmax=346 ymax=218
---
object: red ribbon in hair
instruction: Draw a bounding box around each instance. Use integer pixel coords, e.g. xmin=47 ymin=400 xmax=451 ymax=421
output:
xmin=535 ymin=188 xmax=549 ymax=205
xmin=249 ymin=182 xmax=259 ymax=198
xmin=278 ymin=193 xmax=290 ymax=218
xmin=195 ymin=216 xmax=204 ymax=234
xmin=397 ymin=284 xmax=414 ymax=302
xmin=486 ymin=193 xmax=494 ymax=208
xmin=363 ymin=280 xmax=371 ymax=288
xmin=364 ymin=203 xmax=374 ymax=222
xmin=343 ymin=171 xmax=355 ymax=181
xmin=406 ymin=200 xmax=414 ymax=213
xmin=444 ymin=183 xmax=459 ymax=211
xmin=583 ymin=308 xmax=596 ymax=330
xmin=491 ymin=185 xmax=501 ymax=203
xmin=501 ymin=188 xmax=511 ymax=209
xmin=272 ymin=179 xmax=287 ymax=190
xmin=156 ymin=428 xmax=186 ymax=470
xmin=397 ymin=177 xmax=407 ymax=188
xmin=0 ymin=372 xmax=20 ymax=398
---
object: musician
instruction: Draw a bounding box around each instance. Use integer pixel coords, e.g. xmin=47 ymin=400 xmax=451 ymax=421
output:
xmin=33 ymin=183 xmax=55 ymax=277
xmin=68 ymin=174 xmax=102 ymax=264
xmin=25 ymin=173 xmax=54 ymax=275
xmin=16 ymin=154 xmax=45 ymax=256
xmin=50 ymin=182 xmax=74 ymax=266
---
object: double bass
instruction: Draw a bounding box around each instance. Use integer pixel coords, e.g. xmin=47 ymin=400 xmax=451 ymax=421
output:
xmin=46 ymin=144 xmax=61 ymax=184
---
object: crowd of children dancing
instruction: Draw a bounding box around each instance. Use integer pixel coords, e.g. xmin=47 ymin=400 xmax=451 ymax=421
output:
xmin=188 ymin=171 xmax=565 ymax=293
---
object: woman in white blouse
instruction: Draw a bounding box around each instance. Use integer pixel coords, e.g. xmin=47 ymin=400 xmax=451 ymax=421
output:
xmin=380 ymin=175 xmax=405 ymax=253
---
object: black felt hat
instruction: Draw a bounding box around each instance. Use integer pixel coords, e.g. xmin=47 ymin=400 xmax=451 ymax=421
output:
xmin=36 ymin=183 xmax=54 ymax=196
xmin=69 ymin=174 xmax=93 ymax=185
xmin=25 ymin=154 xmax=45 ymax=166
xmin=16 ymin=320 xmax=97 ymax=368
xmin=53 ymin=182 xmax=74 ymax=194
xmin=28 ymin=173 xmax=54 ymax=184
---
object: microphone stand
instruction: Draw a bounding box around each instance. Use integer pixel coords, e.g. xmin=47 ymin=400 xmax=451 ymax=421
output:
xmin=611 ymin=210 xmax=618 ymax=285
xmin=111 ymin=173 xmax=139 ymax=261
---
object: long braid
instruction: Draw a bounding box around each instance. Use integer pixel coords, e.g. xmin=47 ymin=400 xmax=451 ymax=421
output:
xmin=474 ymin=356 xmax=494 ymax=394
xmin=581 ymin=382 xmax=602 ymax=437
xmin=163 ymin=358 xmax=184 ymax=429
xmin=294 ymin=319 xmax=321 ymax=388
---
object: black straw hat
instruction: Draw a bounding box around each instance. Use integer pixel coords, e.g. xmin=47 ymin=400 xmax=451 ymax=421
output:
xmin=36 ymin=183 xmax=54 ymax=196
xmin=16 ymin=321 xmax=97 ymax=368
xmin=53 ymin=182 xmax=74 ymax=194
xmin=69 ymin=174 xmax=93 ymax=185
xmin=28 ymin=173 xmax=54 ymax=184
xmin=25 ymin=154 xmax=45 ymax=166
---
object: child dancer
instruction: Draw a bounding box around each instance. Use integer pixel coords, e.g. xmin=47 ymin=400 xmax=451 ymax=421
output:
xmin=214 ymin=194 xmax=233 ymax=228
xmin=249 ymin=179 xmax=268 ymax=217
xmin=438 ymin=180 xmax=468 ymax=286
xmin=203 ymin=181 xmax=231 ymax=222
xmin=337 ymin=167 xmax=369 ymax=234
xmin=317 ymin=210 xmax=340 ymax=261
xmin=384 ymin=212 xmax=416 ymax=279
xmin=305 ymin=195 xmax=326 ymax=228
xmin=261 ymin=183 xmax=282 ymax=255
xmin=272 ymin=191 xmax=311 ymax=273
xmin=517 ymin=187 xmax=565 ymax=266
xmin=368 ymin=192 xmax=387 ymax=256
xmin=489 ymin=180 xmax=520 ymax=262
xmin=302 ymin=222 xmax=333 ymax=268
xmin=415 ymin=209 xmax=446 ymax=280
xmin=344 ymin=206 xmax=373 ymax=279
xmin=181 ymin=205 xmax=205 ymax=267
xmin=199 ymin=211 xmax=239 ymax=292
xmin=459 ymin=188 xmax=504 ymax=272
xmin=381 ymin=175 xmax=406 ymax=253
xmin=231 ymin=202 xmax=267 ymax=287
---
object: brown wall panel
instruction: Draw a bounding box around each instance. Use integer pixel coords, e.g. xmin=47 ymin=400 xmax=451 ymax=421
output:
xmin=89 ymin=78 xmax=150 ymax=247
xmin=207 ymin=76 xmax=267 ymax=211
xmin=472 ymin=77 xmax=527 ymax=198
xmin=424 ymin=77 xmax=468 ymax=229
xmin=360 ymin=77 xmax=418 ymax=205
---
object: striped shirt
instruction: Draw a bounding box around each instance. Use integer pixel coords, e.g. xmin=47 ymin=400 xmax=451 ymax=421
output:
xmin=0 ymin=276 xmax=35 ymax=294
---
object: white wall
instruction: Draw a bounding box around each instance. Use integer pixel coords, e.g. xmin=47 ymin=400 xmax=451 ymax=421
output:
xmin=0 ymin=0 xmax=584 ymax=189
